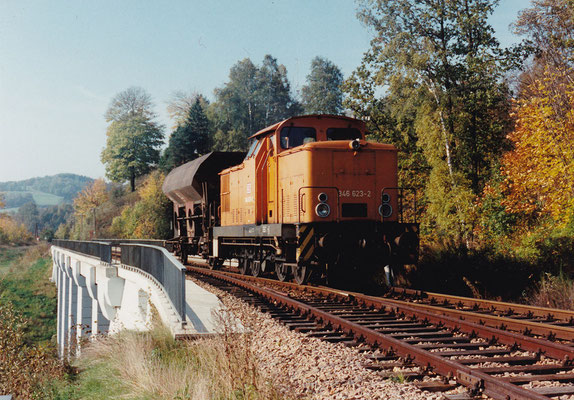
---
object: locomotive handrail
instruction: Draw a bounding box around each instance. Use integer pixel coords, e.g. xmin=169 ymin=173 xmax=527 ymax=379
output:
xmin=297 ymin=186 xmax=340 ymax=223
xmin=380 ymin=187 xmax=417 ymax=223
xmin=256 ymin=147 xmax=273 ymax=223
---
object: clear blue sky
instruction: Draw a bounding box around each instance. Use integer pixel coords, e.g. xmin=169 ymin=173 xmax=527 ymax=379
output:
xmin=0 ymin=0 xmax=525 ymax=182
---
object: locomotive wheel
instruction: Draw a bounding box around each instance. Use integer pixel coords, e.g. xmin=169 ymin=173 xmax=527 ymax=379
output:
xmin=251 ymin=261 xmax=262 ymax=277
xmin=293 ymin=265 xmax=311 ymax=285
xmin=275 ymin=262 xmax=290 ymax=282
xmin=238 ymin=258 xmax=251 ymax=275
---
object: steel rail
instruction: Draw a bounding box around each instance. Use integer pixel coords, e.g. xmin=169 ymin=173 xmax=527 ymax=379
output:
xmin=241 ymin=271 xmax=574 ymax=359
xmin=191 ymin=267 xmax=574 ymax=346
xmin=354 ymin=295 xmax=574 ymax=361
xmin=388 ymin=287 xmax=574 ymax=322
xmin=191 ymin=268 xmax=556 ymax=400
xmin=378 ymin=297 xmax=574 ymax=342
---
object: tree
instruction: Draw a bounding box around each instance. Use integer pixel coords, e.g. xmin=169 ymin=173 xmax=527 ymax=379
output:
xmin=73 ymin=179 xmax=108 ymax=237
xmin=16 ymin=201 xmax=38 ymax=233
xmin=110 ymin=171 xmax=171 ymax=239
xmin=39 ymin=204 xmax=73 ymax=235
xmin=211 ymin=56 xmax=299 ymax=151
xmin=101 ymin=88 xmax=163 ymax=191
xmin=501 ymin=68 xmax=574 ymax=225
xmin=105 ymin=86 xmax=156 ymax=122
xmin=301 ymin=56 xmax=344 ymax=114
xmin=162 ymin=98 xmax=212 ymax=172
xmin=166 ymin=90 xmax=210 ymax=129
xmin=346 ymin=0 xmax=516 ymax=243
xmin=515 ymin=0 xmax=574 ymax=71
xmin=256 ymin=55 xmax=299 ymax=126
xmin=0 ymin=193 xmax=4 ymax=209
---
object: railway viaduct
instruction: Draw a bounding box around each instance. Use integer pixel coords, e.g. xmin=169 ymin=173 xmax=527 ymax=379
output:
xmin=51 ymin=240 xmax=227 ymax=358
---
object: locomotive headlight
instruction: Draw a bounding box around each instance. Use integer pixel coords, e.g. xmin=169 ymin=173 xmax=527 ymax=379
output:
xmin=379 ymin=203 xmax=392 ymax=218
xmin=382 ymin=192 xmax=391 ymax=203
xmin=349 ymin=139 xmax=361 ymax=151
xmin=315 ymin=203 xmax=331 ymax=218
xmin=318 ymin=192 xmax=328 ymax=203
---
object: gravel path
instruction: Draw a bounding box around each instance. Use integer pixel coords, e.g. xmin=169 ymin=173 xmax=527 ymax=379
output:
xmin=191 ymin=277 xmax=453 ymax=400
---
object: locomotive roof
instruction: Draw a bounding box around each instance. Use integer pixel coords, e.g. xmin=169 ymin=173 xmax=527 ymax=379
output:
xmin=248 ymin=114 xmax=365 ymax=139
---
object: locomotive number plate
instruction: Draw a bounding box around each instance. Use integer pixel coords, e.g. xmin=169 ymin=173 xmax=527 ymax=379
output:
xmin=339 ymin=190 xmax=372 ymax=198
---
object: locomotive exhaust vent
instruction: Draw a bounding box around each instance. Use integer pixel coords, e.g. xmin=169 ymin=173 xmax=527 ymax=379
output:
xmin=342 ymin=203 xmax=367 ymax=218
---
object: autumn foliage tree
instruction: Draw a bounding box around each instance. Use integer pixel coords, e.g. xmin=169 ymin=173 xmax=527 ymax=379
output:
xmin=501 ymin=68 xmax=574 ymax=226
xmin=110 ymin=171 xmax=171 ymax=239
xmin=346 ymin=0 xmax=516 ymax=245
xmin=73 ymin=179 xmax=108 ymax=238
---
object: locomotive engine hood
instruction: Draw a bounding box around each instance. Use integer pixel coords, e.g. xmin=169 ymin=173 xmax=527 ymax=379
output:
xmin=162 ymin=151 xmax=246 ymax=205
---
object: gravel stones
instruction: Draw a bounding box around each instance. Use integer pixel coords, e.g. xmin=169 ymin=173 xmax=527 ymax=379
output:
xmin=191 ymin=277 xmax=442 ymax=400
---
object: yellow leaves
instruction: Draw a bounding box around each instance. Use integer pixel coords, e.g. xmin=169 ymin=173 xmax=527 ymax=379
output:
xmin=110 ymin=171 xmax=170 ymax=239
xmin=502 ymin=68 xmax=574 ymax=225
xmin=73 ymin=179 xmax=108 ymax=217
xmin=0 ymin=216 xmax=33 ymax=245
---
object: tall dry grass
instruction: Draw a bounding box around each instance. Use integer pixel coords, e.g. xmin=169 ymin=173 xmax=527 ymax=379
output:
xmin=78 ymin=309 xmax=283 ymax=400
xmin=530 ymin=272 xmax=574 ymax=310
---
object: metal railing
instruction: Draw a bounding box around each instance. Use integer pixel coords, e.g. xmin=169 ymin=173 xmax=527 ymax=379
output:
xmin=52 ymin=239 xmax=112 ymax=264
xmin=52 ymin=240 xmax=186 ymax=323
xmin=120 ymin=244 xmax=186 ymax=321
xmin=95 ymin=238 xmax=174 ymax=252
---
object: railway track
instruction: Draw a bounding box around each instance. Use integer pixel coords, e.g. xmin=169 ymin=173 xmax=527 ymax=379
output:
xmin=384 ymin=287 xmax=574 ymax=342
xmin=188 ymin=266 xmax=574 ymax=400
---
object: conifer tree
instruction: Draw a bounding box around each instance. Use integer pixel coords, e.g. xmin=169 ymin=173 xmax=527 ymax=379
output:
xmin=162 ymin=98 xmax=211 ymax=171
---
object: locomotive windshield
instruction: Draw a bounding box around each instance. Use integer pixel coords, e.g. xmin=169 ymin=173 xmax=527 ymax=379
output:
xmin=245 ymin=138 xmax=263 ymax=159
xmin=326 ymin=128 xmax=362 ymax=141
xmin=280 ymin=126 xmax=316 ymax=149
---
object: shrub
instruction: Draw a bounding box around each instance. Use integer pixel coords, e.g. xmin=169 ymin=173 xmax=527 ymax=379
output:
xmin=110 ymin=171 xmax=171 ymax=239
xmin=0 ymin=303 xmax=64 ymax=399
xmin=0 ymin=215 xmax=33 ymax=245
xmin=529 ymin=272 xmax=574 ymax=310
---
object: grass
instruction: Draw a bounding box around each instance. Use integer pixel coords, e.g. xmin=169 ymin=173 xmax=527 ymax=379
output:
xmin=0 ymin=244 xmax=58 ymax=345
xmin=42 ymin=317 xmax=287 ymax=400
xmin=2 ymin=189 xmax=64 ymax=207
xmin=0 ymin=246 xmax=26 ymax=273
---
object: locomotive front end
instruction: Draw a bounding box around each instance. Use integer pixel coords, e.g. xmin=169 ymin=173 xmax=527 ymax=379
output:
xmin=283 ymin=137 xmax=418 ymax=284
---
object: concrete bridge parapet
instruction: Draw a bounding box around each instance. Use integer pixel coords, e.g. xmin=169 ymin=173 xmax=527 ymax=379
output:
xmin=51 ymin=245 xmax=226 ymax=358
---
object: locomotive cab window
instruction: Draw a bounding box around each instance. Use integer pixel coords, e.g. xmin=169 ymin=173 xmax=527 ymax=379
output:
xmin=280 ymin=126 xmax=316 ymax=149
xmin=326 ymin=128 xmax=362 ymax=141
xmin=245 ymin=138 xmax=263 ymax=159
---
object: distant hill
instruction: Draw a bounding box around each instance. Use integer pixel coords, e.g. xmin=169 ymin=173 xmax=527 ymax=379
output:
xmin=0 ymin=173 xmax=94 ymax=211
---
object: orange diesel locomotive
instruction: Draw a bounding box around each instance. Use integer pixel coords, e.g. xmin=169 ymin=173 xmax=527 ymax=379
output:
xmin=163 ymin=115 xmax=418 ymax=285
